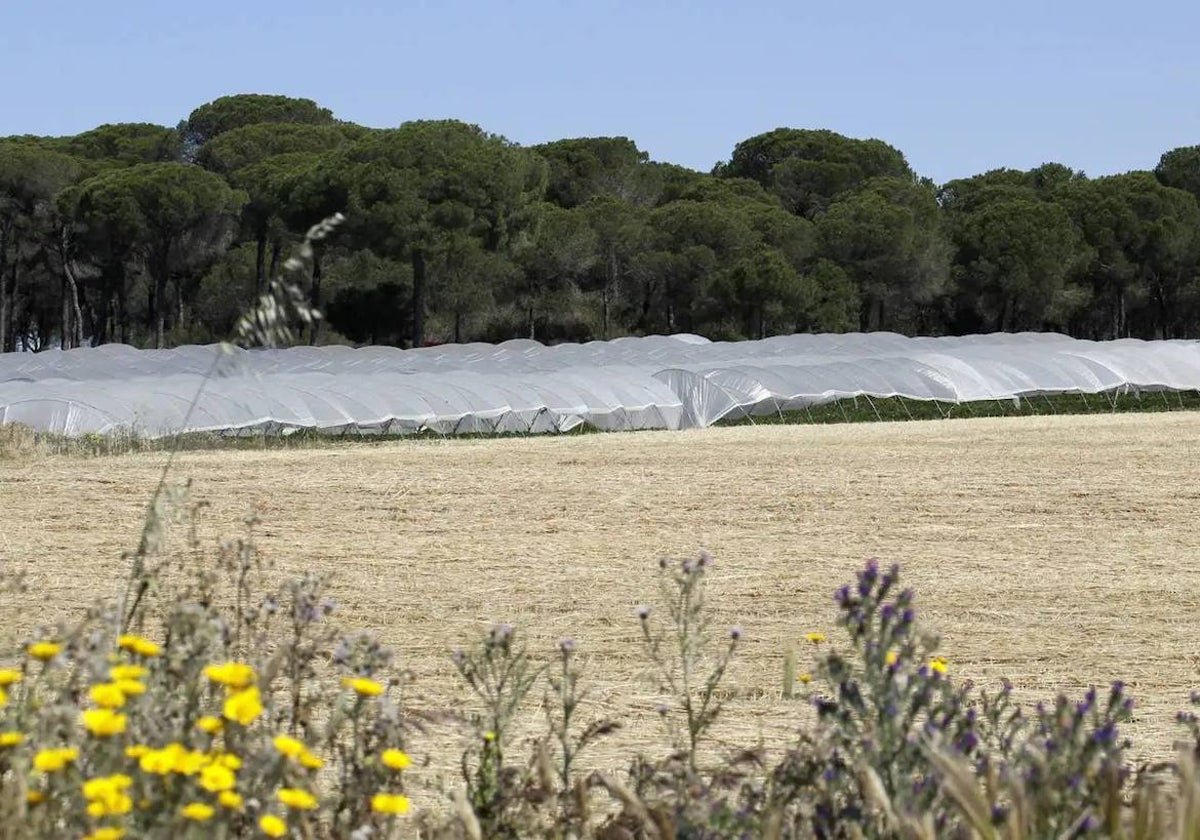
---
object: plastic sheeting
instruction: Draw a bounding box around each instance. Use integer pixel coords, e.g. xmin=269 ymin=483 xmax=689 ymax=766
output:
xmin=2 ymin=332 xmax=1199 ymax=437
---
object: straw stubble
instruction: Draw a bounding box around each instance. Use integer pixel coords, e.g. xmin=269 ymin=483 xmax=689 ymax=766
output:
xmin=2 ymin=412 xmax=1198 ymax=777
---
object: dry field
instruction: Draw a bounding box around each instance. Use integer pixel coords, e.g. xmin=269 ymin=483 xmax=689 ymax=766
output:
xmin=2 ymin=412 xmax=1200 ymax=783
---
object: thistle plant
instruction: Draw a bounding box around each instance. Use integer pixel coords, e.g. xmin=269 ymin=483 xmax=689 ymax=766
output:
xmin=636 ymin=552 xmax=741 ymax=773
xmin=1177 ymin=691 xmax=1200 ymax=759
xmin=801 ymin=559 xmax=980 ymax=832
xmin=542 ymin=638 xmax=620 ymax=834
xmin=452 ymin=623 xmax=544 ymax=837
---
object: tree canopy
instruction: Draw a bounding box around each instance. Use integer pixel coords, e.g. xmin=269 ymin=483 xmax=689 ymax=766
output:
xmin=3 ymin=93 xmax=1200 ymax=352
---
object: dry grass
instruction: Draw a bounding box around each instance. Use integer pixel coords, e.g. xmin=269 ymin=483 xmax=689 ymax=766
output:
xmin=2 ymin=412 xmax=1200 ymax=786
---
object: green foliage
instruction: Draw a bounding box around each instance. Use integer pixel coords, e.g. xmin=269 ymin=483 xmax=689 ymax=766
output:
xmin=1155 ymin=146 xmax=1200 ymax=199
xmin=196 ymin=124 xmax=361 ymax=176
xmin=944 ymin=185 xmax=1085 ymax=331
xmin=8 ymin=95 xmax=1200 ymax=353
xmin=535 ymin=136 xmax=657 ymax=208
xmin=719 ymin=128 xmax=913 ymax=218
xmin=60 ymin=124 xmax=182 ymax=167
xmin=68 ymin=163 xmax=244 ymax=346
xmin=816 ymin=176 xmax=949 ymax=331
xmin=183 ymin=94 xmax=336 ymax=149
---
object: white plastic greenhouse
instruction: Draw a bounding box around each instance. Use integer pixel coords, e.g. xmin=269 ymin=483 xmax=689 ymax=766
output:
xmin=2 ymin=332 xmax=1200 ymax=437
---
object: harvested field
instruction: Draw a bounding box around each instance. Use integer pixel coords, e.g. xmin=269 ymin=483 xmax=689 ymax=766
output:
xmin=2 ymin=412 xmax=1200 ymax=782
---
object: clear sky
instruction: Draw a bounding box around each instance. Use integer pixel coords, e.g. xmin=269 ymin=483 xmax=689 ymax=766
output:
xmin=2 ymin=0 xmax=1197 ymax=184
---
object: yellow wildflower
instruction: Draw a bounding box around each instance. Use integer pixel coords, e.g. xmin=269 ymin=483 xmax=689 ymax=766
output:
xmin=117 ymin=634 xmax=161 ymax=657
xmin=371 ymin=792 xmax=411 ymax=815
xmin=272 ymin=734 xmax=306 ymax=758
xmin=182 ymin=802 xmax=215 ymax=821
xmin=138 ymin=743 xmax=204 ymax=776
xmin=223 ymin=686 xmax=263 ymax=727
xmin=109 ymin=664 xmax=147 ymax=681
xmin=929 ymin=656 xmax=948 ymax=676
xmin=299 ymin=750 xmax=323 ymax=770
xmin=81 ymin=708 xmax=127 ymax=737
xmin=82 ymin=773 xmax=133 ymax=800
xmin=0 ymin=668 xmax=22 ymax=686
xmin=805 ymin=632 xmax=826 ymax=645
xmin=26 ymin=790 xmax=46 ymax=805
xmin=139 ymin=746 xmax=176 ymax=775
xmin=210 ymin=751 xmax=242 ymax=770
xmin=204 ymin=661 xmax=256 ymax=690
xmin=83 ymin=829 xmax=125 ymax=840
xmin=278 ymin=787 xmax=318 ymax=810
xmin=483 ymin=731 xmax=496 ymax=742
xmin=199 ymin=763 xmax=237 ymax=793
xmin=886 ymin=650 xmax=899 ymax=667
xmin=115 ymin=680 xmax=145 ymax=697
xmin=0 ymin=686 xmax=6 ymax=707
xmin=81 ymin=773 xmax=133 ymax=816
xmin=33 ymin=747 xmax=78 ymax=772
xmin=381 ymin=748 xmax=411 ymax=771
xmin=196 ymin=716 xmax=224 ymax=734
xmin=89 ymin=683 xmax=127 ymax=709
xmin=0 ymin=732 xmax=24 ymax=748
xmin=26 ymin=641 xmax=62 ymax=661
xmin=341 ymin=676 xmax=384 ymax=697
xmin=174 ymin=749 xmax=208 ymax=776
xmin=124 ymin=745 xmax=150 ymax=759
xmin=797 ymin=673 xmax=813 ymax=685
xmin=219 ymin=790 xmax=244 ymax=810
xmin=259 ymin=815 xmax=287 ymax=837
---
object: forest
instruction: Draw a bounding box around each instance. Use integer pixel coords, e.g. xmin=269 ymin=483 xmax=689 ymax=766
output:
xmin=3 ymin=93 xmax=1200 ymax=352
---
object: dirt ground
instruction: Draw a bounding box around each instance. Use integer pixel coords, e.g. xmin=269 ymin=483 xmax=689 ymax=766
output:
xmin=2 ymin=413 xmax=1199 ymax=782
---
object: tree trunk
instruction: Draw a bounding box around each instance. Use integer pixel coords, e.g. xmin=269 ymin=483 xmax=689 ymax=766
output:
xmin=94 ymin=283 xmax=110 ymax=345
xmin=309 ymin=247 xmax=323 ymax=346
xmin=601 ymin=285 xmax=610 ymax=340
xmin=60 ymin=273 xmax=71 ymax=350
xmin=1115 ymin=287 xmax=1126 ymax=339
xmin=269 ymin=238 xmax=283 ymax=283
xmin=151 ymin=241 xmax=170 ymax=349
xmin=859 ymin=296 xmax=871 ymax=332
xmin=116 ymin=267 xmax=130 ymax=345
xmin=255 ymin=233 xmax=267 ymax=294
xmin=603 ymin=249 xmax=618 ymax=340
xmin=59 ymin=227 xmax=86 ymax=348
xmin=0 ymin=224 xmax=8 ymax=353
xmin=455 ymin=310 xmax=463 ymax=344
xmin=1000 ymin=295 xmax=1015 ymax=333
xmin=4 ymin=261 xmax=18 ymax=353
xmin=155 ymin=273 xmax=167 ymax=349
xmin=411 ymin=248 xmax=426 ymax=348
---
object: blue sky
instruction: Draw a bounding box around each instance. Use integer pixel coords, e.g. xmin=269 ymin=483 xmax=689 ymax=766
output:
xmin=2 ymin=0 xmax=1197 ymax=183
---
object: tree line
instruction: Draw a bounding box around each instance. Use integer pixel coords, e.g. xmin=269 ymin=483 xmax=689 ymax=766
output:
xmin=3 ymin=93 xmax=1200 ymax=352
